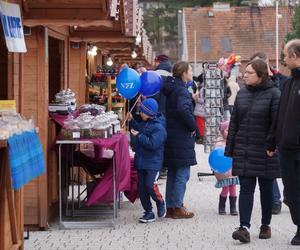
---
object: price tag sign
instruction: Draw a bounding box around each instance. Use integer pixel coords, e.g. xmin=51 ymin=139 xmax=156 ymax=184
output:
xmin=72 ymin=132 xmax=80 ymax=139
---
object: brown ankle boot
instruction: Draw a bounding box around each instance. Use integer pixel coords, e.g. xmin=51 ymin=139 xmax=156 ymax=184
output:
xmin=165 ymin=208 xmax=174 ymax=218
xmin=172 ymin=206 xmax=194 ymax=219
xmin=259 ymin=225 xmax=271 ymax=239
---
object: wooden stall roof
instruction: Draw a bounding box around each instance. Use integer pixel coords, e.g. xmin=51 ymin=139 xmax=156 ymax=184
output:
xmin=20 ymin=0 xmax=154 ymax=66
xmin=21 ymin=0 xmax=114 ymax=27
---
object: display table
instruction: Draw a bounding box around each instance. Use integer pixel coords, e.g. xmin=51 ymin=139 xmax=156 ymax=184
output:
xmin=56 ymin=133 xmax=136 ymax=229
xmin=0 ymin=140 xmax=23 ymax=250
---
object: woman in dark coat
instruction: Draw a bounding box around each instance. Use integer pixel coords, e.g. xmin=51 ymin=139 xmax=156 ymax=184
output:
xmin=163 ymin=61 xmax=197 ymax=219
xmin=225 ymin=59 xmax=280 ymax=243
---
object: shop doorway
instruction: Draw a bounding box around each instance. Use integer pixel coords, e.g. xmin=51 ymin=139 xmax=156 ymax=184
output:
xmin=0 ymin=25 xmax=8 ymax=100
xmin=48 ymin=36 xmax=63 ymax=102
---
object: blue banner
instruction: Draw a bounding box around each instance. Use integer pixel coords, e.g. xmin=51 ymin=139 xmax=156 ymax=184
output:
xmin=8 ymin=131 xmax=46 ymax=190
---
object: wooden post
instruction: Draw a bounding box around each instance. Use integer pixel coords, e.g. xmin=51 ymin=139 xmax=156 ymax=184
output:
xmin=0 ymin=141 xmax=23 ymax=250
xmin=107 ymin=75 xmax=112 ymax=111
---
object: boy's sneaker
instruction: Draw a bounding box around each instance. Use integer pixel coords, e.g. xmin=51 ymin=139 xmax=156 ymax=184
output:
xmin=139 ymin=212 xmax=155 ymax=223
xmin=157 ymin=200 xmax=166 ymax=218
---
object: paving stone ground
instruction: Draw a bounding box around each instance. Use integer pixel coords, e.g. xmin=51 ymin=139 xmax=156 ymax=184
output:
xmin=25 ymin=144 xmax=297 ymax=250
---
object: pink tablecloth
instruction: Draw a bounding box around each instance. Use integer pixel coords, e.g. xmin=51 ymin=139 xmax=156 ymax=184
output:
xmin=50 ymin=112 xmax=138 ymax=205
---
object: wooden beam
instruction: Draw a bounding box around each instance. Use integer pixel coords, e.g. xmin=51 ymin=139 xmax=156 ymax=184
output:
xmin=70 ymin=32 xmax=135 ymax=43
xmin=25 ymin=0 xmax=105 ymax=9
xmin=71 ymin=31 xmax=124 ymax=37
xmin=22 ymin=0 xmax=29 ymax=12
xmin=72 ymin=22 xmax=122 ymax=32
xmin=23 ymin=9 xmax=106 ymax=19
xmin=95 ymin=42 xmax=133 ymax=48
xmin=105 ymin=48 xmax=132 ymax=53
xmin=23 ymin=19 xmax=113 ymax=28
xmin=101 ymin=0 xmax=108 ymax=13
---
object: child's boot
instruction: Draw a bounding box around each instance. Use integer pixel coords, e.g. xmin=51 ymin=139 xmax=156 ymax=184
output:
xmin=230 ymin=196 xmax=238 ymax=216
xmin=219 ymin=195 xmax=227 ymax=215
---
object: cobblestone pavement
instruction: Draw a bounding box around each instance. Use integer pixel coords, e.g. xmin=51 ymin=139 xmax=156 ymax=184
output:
xmin=25 ymin=145 xmax=297 ymax=250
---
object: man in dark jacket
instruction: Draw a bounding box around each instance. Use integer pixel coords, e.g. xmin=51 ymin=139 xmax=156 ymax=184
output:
xmin=276 ymin=39 xmax=300 ymax=245
xmin=153 ymin=55 xmax=172 ymax=114
xmin=153 ymin=55 xmax=172 ymax=178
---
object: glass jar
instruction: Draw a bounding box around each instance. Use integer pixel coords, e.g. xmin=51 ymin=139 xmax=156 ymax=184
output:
xmin=108 ymin=113 xmax=120 ymax=134
xmin=92 ymin=116 xmax=111 ymax=138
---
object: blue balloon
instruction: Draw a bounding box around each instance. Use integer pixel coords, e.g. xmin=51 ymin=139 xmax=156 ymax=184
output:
xmin=140 ymin=71 xmax=162 ymax=97
xmin=208 ymin=147 xmax=232 ymax=174
xmin=116 ymin=68 xmax=141 ymax=99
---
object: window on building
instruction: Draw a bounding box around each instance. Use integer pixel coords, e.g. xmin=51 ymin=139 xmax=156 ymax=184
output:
xmin=220 ymin=37 xmax=232 ymax=53
xmin=201 ymin=37 xmax=211 ymax=53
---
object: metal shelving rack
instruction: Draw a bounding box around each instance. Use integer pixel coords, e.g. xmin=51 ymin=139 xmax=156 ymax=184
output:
xmin=198 ymin=62 xmax=224 ymax=180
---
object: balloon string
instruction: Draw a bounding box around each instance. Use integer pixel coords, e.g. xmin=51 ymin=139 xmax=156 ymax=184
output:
xmin=121 ymin=94 xmax=141 ymax=128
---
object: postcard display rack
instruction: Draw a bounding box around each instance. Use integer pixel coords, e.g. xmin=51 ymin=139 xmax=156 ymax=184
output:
xmin=203 ymin=63 xmax=224 ymax=153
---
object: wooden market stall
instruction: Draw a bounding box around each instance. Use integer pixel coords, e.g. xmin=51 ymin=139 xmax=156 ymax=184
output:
xmin=19 ymin=0 xmax=143 ymax=228
xmin=0 ymin=22 xmax=24 ymax=250
xmin=1 ymin=0 xmax=153 ymax=234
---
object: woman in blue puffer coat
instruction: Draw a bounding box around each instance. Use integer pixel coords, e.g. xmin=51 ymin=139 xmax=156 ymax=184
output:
xmin=163 ymin=61 xmax=197 ymax=219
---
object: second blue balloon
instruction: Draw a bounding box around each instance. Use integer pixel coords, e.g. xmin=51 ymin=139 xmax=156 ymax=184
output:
xmin=140 ymin=71 xmax=162 ymax=97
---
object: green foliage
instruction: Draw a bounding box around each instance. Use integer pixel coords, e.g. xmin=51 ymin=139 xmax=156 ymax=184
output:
xmin=142 ymin=0 xmax=242 ymax=54
xmin=282 ymin=6 xmax=300 ymax=64
xmin=285 ymin=6 xmax=300 ymax=41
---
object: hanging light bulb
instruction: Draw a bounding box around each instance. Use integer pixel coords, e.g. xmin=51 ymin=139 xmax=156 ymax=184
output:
xmin=88 ymin=45 xmax=97 ymax=56
xmin=106 ymin=56 xmax=113 ymax=66
xmin=135 ymin=34 xmax=142 ymax=44
xmin=131 ymin=50 xmax=137 ymax=59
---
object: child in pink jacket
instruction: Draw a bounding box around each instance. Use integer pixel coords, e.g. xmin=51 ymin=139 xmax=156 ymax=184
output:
xmin=214 ymin=121 xmax=239 ymax=215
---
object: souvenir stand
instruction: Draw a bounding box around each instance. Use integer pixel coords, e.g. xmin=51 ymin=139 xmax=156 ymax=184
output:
xmin=49 ymin=88 xmax=136 ymax=229
xmin=198 ymin=63 xmax=224 ymax=179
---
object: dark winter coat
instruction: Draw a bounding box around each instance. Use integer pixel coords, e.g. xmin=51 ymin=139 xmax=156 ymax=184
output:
xmin=130 ymin=114 xmax=167 ymax=171
xmin=223 ymin=83 xmax=232 ymax=111
xmin=153 ymin=61 xmax=172 ymax=114
xmin=163 ymin=76 xmax=197 ymax=168
xmin=270 ymin=69 xmax=288 ymax=92
xmin=225 ymin=79 xmax=281 ymax=178
xmin=276 ymin=67 xmax=300 ymax=152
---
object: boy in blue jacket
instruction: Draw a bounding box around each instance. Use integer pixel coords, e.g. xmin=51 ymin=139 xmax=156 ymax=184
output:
xmin=127 ymin=98 xmax=167 ymax=223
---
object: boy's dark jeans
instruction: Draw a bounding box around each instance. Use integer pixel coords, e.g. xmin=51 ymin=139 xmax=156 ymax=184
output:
xmin=280 ymin=150 xmax=300 ymax=227
xmin=239 ymin=176 xmax=274 ymax=228
xmin=137 ymin=169 xmax=164 ymax=213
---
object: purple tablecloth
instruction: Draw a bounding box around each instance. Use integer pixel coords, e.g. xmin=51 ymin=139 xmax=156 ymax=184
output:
xmin=50 ymin=112 xmax=138 ymax=205
xmin=86 ymin=133 xmax=132 ymax=205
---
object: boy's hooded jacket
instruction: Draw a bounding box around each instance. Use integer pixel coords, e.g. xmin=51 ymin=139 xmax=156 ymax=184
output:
xmin=130 ymin=114 xmax=167 ymax=171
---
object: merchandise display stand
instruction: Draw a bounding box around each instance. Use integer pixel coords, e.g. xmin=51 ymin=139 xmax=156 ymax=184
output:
xmin=89 ymin=73 xmax=126 ymax=122
xmin=198 ymin=63 xmax=224 ymax=180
